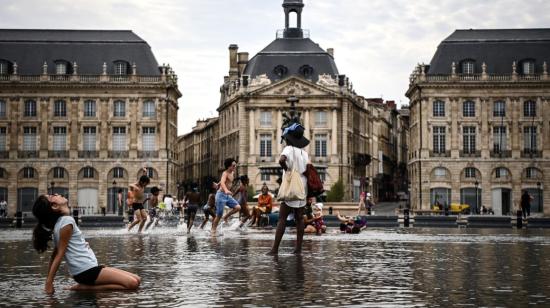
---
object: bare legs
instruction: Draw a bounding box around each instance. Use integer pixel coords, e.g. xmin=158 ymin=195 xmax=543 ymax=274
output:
xmin=267 ymin=203 xmax=305 ymax=255
xmin=128 ymin=209 xmax=148 ymax=233
xmin=222 ymin=205 xmax=241 ymax=224
xmin=69 ymin=267 xmax=140 ymax=291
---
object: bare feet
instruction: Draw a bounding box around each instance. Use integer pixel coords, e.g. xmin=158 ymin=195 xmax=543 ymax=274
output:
xmin=266 ymin=250 xmax=278 ymax=256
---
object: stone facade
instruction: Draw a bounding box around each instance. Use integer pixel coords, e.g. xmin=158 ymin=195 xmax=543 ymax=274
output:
xmin=0 ymin=30 xmax=181 ymax=216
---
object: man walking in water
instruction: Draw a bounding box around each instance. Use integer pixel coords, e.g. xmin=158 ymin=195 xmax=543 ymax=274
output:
xmin=127 ymin=168 xmax=150 ymax=233
xmin=211 ymin=158 xmax=241 ymax=235
xmin=184 ymin=186 xmax=200 ymax=233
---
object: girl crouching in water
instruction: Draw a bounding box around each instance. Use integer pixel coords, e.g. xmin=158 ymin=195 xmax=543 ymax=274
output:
xmin=33 ymin=194 xmax=141 ymax=294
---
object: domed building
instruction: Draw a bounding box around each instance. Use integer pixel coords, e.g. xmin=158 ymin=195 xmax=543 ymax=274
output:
xmin=181 ymin=0 xmax=374 ymax=201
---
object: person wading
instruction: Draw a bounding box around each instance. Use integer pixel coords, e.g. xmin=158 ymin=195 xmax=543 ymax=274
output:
xmin=127 ymin=168 xmax=150 ymax=233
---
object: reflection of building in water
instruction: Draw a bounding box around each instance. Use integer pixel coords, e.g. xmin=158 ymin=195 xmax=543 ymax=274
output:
xmin=407 ymin=29 xmax=550 ymax=214
xmin=177 ymin=0 xmax=408 ymax=201
xmin=0 ymin=30 xmax=181 ymax=216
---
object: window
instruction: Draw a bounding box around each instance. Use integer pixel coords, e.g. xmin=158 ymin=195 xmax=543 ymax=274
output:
xmin=434 ymin=168 xmax=446 ymax=177
xmin=113 ymin=167 xmax=124 ymax=178
xmin=143 ymin=101 xmax=156 ymax=117
xmin=273 ymin=65 xmax=288 ymax=78
xmin=260 ymin=134 xmax=272 ymax=157
xmin=433 ymin=126 xmax=446 ymax=154
xmin=53 ymin=167 xmax=65 ymax=179
xmin=112 ymin=127 xmax=126 ymax=151
xmin=84 ymin=100 xmax=96 ymax=117
xmin=526 ymin=168 xmax=538 ymax=179
xmin=315 ymin=134 xmax=328 ymax=157
xmin=83 ymin=127 xmax=96 ymax=151
xmin=522 ymin=61 xmax=535 ymax=75
xmin=463 ymin=126 xmax=476 ymax=154
xmin=433 ymin=100 xmax=445 ymax=117
xmin=495 ymin=167 xmax=507 ymax=178
xmin=315 ymin=111 xmax=327 ymax=126
xmin=260 ymin=111 xmax=272 ymax=127
xmin=261 ymin=173 xmax=271 ymax=181
xmin=53 ymin=127 xmax=67 ymax=151
xmin=83 ymin=167 xmax=94 ymax=179
xmin=23 ymin=127 xmax=37 ymax=151
xmin=464 ymin=167 xmax=477 ymax=178
xmin=493 ymin=101 xmax=505 ymax=117
xmin=524 ymin=100 xmax=536 ymax=117
xmin=524 ymin=126 xmax=537 ymax=153
xmin=0 ymin=127 xmax=6 ymax=151
xmin=146 ymin=167 xmax=154 ymax=178
xmin=0 ymin=60 xmax=8 ymax=75
xmin=24 ymin=100 xmax=37 ymax=117
xmin=113 ymin=101 xmax=126 ymax=117
xmin=493 ymin=126 xmax=507 ymax=153
xmin=54 ymin=100 xmax=66 ymax=117
xmin=114 ymin=61 xmax=128 ymax=75
xmin=0 ymin=100 xmax=6 ymax=117
xmin=299 ymin=65 xmax=314 ymax=79
xmin=142 ymin=127 xmax=156 ymax=151
xmin=23 ymin=167 xmax=35 ymax=179
xmin=55 ymin=61 xmax=67 ymax=75
xmin=463 ymin=101 xmax=475 ymax=117
xmin=461 ymin=60 xmax=475 ymax=74
xmin=319 ymin=172 xmax=326 ymax=182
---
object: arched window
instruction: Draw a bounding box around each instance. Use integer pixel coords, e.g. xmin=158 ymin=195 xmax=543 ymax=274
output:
xmin=299 ymin=65 xmax=314 ymax=79
xmin=495 ymin=167 xmax=508 ymax=179
xmin=460 ymin=59 xmax=475 ymax=74
xmin=53 ymin=167 xmax=65 ymax=179
xmin=112 ymin=167 xmax=125 ymax=178
xmin=113 ymin=61 xmax=129 ymax=75
xmin=22 ymin=167 xmax=36 ymax=179
xmin=525 ymin=167 xmax=540 ymax=179
xmin=433 ymin=167 xmax=447 ymax=177
xmin=273 ymin=65 xmax=288 ymax=78
xmin=464 ymin=167 xmax=477 ymax=179
xmin=83 ymin=167 xmax=95 ymax=179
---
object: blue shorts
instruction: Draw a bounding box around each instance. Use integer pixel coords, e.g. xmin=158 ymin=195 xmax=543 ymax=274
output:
xmin=215 ymin=191 xmax=239 ymax=216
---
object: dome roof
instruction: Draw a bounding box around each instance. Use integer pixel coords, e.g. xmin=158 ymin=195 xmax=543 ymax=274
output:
xmin=243 ymin=37 xmax=339 ymax=82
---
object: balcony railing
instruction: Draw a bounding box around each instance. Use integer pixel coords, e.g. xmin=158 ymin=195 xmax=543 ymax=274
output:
xmin=18 ymin=151 xmax=39 ymax=158
xmin=78 ymin=151 xmax=99 ymax=158
xmin=48 ymin=150 xmax=69 ymax=158
xmin=138 ymin=151 xmax=159 ymax=159
xmin=459 ymin=150 xmax=481 ymax=158
xmin=521 ymin=150 xmax=542 ymax=158
xmin=490 ymin=150 xmax=512 ymax=158
xmin=429 ymin=150 xmax=451 ymax=158
xmin=0 ymin=74 xmax=175 ymax=85
xmin=0 ymin=151 xmax=9 ymax=159
xmin=108 ymin=151 xmax=129 ymax=158
xmin=410 ymin=71 xmax=549 ymax=85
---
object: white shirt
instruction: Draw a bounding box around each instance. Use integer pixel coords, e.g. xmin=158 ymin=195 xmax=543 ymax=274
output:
xmin=164 ymin=196 xmax=173 ymax=211
xmin=281 ymin=145 xmax=309 ymax=208
xmin=53 ymin=216 xmax=98 ymax=276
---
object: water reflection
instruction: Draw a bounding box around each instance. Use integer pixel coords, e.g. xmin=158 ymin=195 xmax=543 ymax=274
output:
xmin=0 ymin=227 xmax=549 ymax=306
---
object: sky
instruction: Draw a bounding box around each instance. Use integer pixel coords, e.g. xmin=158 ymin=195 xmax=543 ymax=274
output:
xmin=1 ymin=0 xmax=549 ymax=134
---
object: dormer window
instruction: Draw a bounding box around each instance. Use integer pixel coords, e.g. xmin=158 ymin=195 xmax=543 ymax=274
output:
xmin=299 ymin=65 xmax=314 ymax=79
xmin=521 ymin=60 xmax=535 ymax=75
xmin=461 ymin=60 xmax=475 ymax=74
xmin=55 ymin=61 xmax=69 ymax=75
xmin=114 ymin=61 xmax=129 ymax=75
xmin=0 ymin=60 xmax=10 ymax=75
xmin=273 ymin=65 xmax=288 ymax=78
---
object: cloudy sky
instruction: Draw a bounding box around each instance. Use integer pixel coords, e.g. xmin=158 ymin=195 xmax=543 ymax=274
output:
xmin=2 ymin=0 xmax=549 ymax=134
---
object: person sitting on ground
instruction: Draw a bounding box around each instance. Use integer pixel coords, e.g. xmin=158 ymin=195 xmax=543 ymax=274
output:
xmin=33 ymin=194 xmax=140 ymax=294
xmin=337 ymin=211 xmax=367 ymax=234
xmin=200 ymin=182 xmax=219 ymax=229
xmin=303 ymin=196 xmax=316 ymax=233
xmin=145 ymin=186 xmax=162 ymax=231
xmin=250 ymin=184 xmax=273 ymax=227
xmin=305 ymin=200 xmax=326 ymax=235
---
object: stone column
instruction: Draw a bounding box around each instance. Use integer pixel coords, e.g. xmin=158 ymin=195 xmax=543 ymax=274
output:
xmin=129 ymin=99 xmax=138 ymax=159
xmin=70 ymin=98 xmax=79 ymax=158
xmin=99 ymin=99 xmax=109 ymax=158
xmin=450 ymin=98 xmax=458 ymax=157
xmin=249 ymin=108 xmax=255 ymax=157
xmin=159 ymin=99 xmax=167 ymax=159
xmin=331 ymin=108 xmax=338 ymax=157
xmin=9 ymin=98 xmax=20 ymax=158
xmin=276 ymin=109 xmax=282 ymax=153
xmin=40 ymin=98 xmax=50 ymax=158
xmin=480 ymin=98 xmax=489 ymax=156
xmin=510 ymin=98 xmax=519 ymax=154
xmin=543 ymin=98 xmax=550 ymax=152
xmin=304 ymin=109 xmax=310 ymax=140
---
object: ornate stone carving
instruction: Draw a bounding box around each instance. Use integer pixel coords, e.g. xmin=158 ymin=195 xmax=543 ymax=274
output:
xmin=273 ymin=80 xmax=312 ymax=95
xmin=249 ymin=74 xmax=271 ymax=87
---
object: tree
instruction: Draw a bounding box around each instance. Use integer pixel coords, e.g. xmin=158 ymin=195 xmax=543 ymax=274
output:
xmin=326 ymin=178 xmax=344 ymax=202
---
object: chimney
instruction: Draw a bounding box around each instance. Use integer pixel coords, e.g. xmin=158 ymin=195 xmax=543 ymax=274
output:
xmin=327 ymin=48 xmax=334 ymax=57
xmin=228 ymin=44 xmax=239 ymax=81
xmin=237 ymin=52 xmax=249 ymax=76
xmin=386 ymin=100 xmax=396 ymax=110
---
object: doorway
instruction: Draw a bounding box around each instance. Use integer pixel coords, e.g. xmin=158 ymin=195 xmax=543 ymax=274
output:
xmin=492 ymin=188 xmax=512 ymax=215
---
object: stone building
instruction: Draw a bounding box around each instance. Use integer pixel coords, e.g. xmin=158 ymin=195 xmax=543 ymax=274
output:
xmin=406 ymin=29 xmax=550 ymax=215
xmin=179 ymin=0 xmax=372 ymax=201
xmin=0 ymin=29 xmax=181 ymax=216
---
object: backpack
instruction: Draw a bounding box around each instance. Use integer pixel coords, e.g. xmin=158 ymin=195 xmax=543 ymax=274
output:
xmin=304 ymin=163 xmax=324 ymax=197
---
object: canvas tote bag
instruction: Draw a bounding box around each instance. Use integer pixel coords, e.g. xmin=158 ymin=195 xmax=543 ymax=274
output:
xmin=277 ymin=147 xmax=306 ymax=201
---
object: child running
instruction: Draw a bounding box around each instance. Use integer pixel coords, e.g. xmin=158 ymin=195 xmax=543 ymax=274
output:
xmin=200 ymin=183 xmax=218 ymax=230
xmin=32 ymin=194 xmax=140 ymax=294
xmin=211 ymin=158 xmax=241 ymax=235
xmin=127 ymin=168 xmax=150 ymax=233
xmin=144 ymin=186 xmax=162 ymax=231
xmin=184 ymin=187 xmax=200 ymax=233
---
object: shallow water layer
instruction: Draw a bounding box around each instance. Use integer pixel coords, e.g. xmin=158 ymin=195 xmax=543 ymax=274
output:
xmin=1 ymin=226 xmax=550 ymax=307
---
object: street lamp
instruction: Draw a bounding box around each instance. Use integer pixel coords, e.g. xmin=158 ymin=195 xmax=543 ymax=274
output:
xmin=474 ymin=181 xmax=479 ymax=215
xmin=50 ymin=181 xmax=55 ymax=195
xmin=537 ymin=181 xmax=542 ymax=213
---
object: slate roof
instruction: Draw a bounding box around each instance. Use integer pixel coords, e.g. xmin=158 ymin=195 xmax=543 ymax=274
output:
xmin=243 ymin=37 xmax=339 ymax=82
xmin=0 ymin=29 xmax=161 ymax=75
xmin=428 ymin=29 xmax=550 ymax=75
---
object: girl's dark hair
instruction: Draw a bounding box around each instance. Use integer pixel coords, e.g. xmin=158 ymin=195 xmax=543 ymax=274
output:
xmin=224 ymin=158 xmax=236 ymax=169
xmin=351 ymin=226 xmax=361 ymax=234
xmin=32 ymin=195 xmax=62 ymax=253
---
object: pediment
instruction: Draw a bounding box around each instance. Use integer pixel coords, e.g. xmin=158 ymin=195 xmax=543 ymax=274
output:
xmin=250 ymin=77 xmax=337 ymax=97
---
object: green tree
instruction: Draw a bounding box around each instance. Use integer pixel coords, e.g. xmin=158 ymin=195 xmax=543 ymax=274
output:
xmin=326 ymin=178 xmax=344 ymax=202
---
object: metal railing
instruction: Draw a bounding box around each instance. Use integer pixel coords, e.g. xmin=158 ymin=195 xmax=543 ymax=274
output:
xmin=490 ymin=150 xmax=512 ymax=158
xmin=48 ymin=150 xmax=69 ymax=158
xmin=108 ymin=151 xmax=129 ymax=158
xmin=17 ymin=151 xmax=39 ymax=158
xmin=138 ymin=151 xmax=159 ymax=158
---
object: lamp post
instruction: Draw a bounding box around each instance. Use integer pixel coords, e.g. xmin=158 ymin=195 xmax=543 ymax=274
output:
xmin=50 ymin=181 xmax=55 ymax=195
xmin=112 ymin=180 xmax=117 ymax=215
xmin=474 ymin=181 xmax=479 ymax=215
xmin=537 ymin=181 xmax=542 ymax=213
